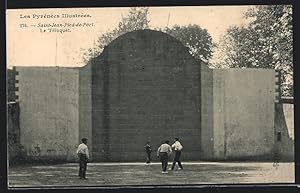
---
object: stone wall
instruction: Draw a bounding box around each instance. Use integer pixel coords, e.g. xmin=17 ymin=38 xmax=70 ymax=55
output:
xmin=283 ymin=103 xmax=294 ymax=140
xmin=212 ymin=69 xmax=276 ymax=160
xmin=200 ymin=64 xmax=214 ymax=159
xmin=16 ymin=67 xmax=80 ymax=161
xmin=274 ymin=102 xmax=294 ymax=161
xmin=10 ymin=29 xmax=294 ymax=162
xmin=79 ymin=63 xmax=93 ymax=158
xmin=281 ymin=103 xmax=294 ymax=161
xmin=7 ymin=68 xmax=17 ymax=102
xmin=90 ymin=30 xmax=202 ymax=161
xmin=7 ymin=102 xmax=24 ymax=164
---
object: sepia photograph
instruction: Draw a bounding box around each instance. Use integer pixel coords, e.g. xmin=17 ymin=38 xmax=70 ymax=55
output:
xmin=6 ymin=5 xmax=294 ymax=188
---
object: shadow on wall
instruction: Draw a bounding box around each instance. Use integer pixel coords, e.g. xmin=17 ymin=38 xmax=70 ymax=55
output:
xmin=7 ymin=102 xmax=26 ymax=165
xmin=274 ymin=98 xmax=294 ymax=162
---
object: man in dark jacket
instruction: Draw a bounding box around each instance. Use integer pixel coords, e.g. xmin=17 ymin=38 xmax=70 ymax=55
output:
xmin=144 ymin=141 xmax=152 ymax=164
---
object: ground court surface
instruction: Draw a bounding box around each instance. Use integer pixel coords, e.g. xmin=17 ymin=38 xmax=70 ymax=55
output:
xmin=8 ymin=162 xmax=294 ymax=188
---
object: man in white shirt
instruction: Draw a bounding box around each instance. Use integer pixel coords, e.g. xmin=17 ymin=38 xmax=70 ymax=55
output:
xmin=77 ymin=138 xmax=89 ymax=179
xmin=157 ymin=140 xmax=172 ymax=173
xmin=169 ymin=138 xmax=183 ymax=170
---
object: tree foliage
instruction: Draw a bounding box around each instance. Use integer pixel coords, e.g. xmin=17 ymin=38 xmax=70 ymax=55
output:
xmin=83 ymin=7 xmax=149 ymax=62
xmin=217 ymin=5 xmax=293 ymax=96
xmin=164 ymin=24 xmax=215 ymax=62
xmin=83 ymin=8 xmax=215 ymax=64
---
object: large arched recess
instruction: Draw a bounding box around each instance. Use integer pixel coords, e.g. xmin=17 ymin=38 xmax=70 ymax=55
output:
xmin=90 ymin=29 xmax=202 ymax=161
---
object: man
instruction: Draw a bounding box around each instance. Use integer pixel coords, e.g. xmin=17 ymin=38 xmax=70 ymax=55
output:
xmin=169 ymin=138 xmax=183 ymax=170
xmin=77 ymin=138 xmax=89 ymax=179
xmin=157 ymin=140 xmax=172 ymax=174
xmin=144 ymin=141 xmax=152 ymax=164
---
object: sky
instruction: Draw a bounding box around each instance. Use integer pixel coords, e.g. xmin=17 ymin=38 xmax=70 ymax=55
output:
xmin=6 ymin=6 xmax=252 ymax=67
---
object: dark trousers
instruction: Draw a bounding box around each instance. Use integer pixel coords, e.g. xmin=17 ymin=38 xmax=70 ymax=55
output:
xmin=159 ymin=152 xmax=168 ymax=171
xmin=146 ymin=152 xmax=151 ymax=163
xmin=78 ymin=153 xmax=87 ymax=178
xmin=171 ymin=151 xmax=183 ymax=169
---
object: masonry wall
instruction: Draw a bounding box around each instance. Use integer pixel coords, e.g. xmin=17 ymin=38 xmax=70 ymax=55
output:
xmin=91 ymin=30 xmax=202 ymax=161
xmin=274 ymin=102 xmax=294 ymax=161
xmin=7 ymin=69 xmax=17 ymax=101
xmin=212 ymin=70 xmax=226 ymax=159
xmin=16 ymin=67 xmax=80 ymax=161
xmin=11 ymin=30 xmax=292 ymax=162
xmin=212 ymin=69 xmax=275 ymax=160
xmin=79 ymin=64 xmax=93 ymax=159
xmin=283 ymin=103 xmax=294 ymax=140
xmin=200 ymin=64 xmax=214 ymax=160
xmin=281 ymin=103 xmax=294 ymax=160
xmin=7 ymin=102 xmax=23 ymax=164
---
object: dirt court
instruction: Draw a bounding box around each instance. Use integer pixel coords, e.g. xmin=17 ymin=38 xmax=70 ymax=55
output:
xmin=8 ymin=162 xmax=294 ymax=188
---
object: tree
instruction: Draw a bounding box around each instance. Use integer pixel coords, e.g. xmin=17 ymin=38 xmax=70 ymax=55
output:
xmin=164 ymin=24 xmax=215 ymax=62
xmin=217 ymin=5 xmax=293 ymax=96
xmin=83 ymin=7 xmax=149 ymax=62
xmin=83 ymin=8 xmax=214 ymax=66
